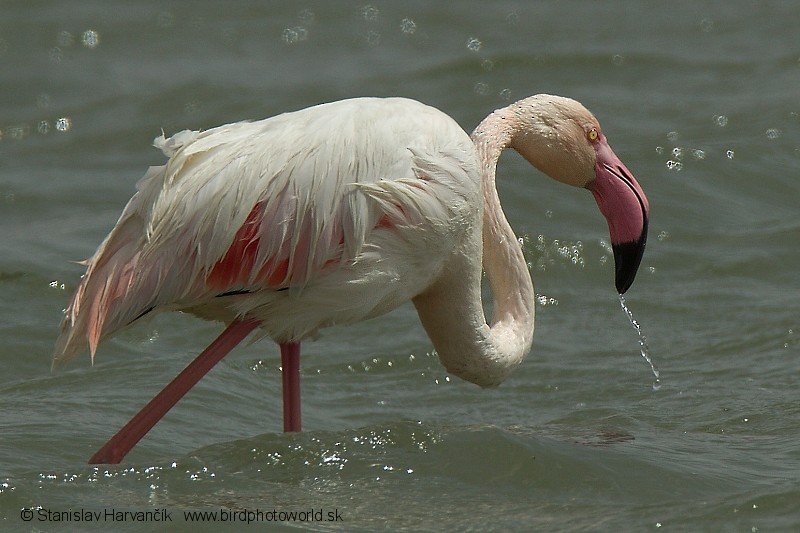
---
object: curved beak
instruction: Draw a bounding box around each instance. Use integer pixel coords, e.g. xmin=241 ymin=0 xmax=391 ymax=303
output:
xmin=587 ymin=137 xmax=649 ymax=294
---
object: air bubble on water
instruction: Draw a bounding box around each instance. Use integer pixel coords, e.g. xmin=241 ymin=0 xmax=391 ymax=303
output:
xmin=37 ymin=121 xmax=50 ymax=134
xmin=671 ymin=147 xmax=683 ymax=159
xmin=499 ymin=88 xmax=512 ymax=100
xmin=714 ymin=115 xmax=728 ymax=127
xmin=666 ymin=160 xmax=682 ymax=171
xmin=726 ymin=149 xmax=735 ymax=159
xmin=666 ymin=131 xmax=679 ymax=142
xmin=611 ymin=54 xmax=625 ymax=66
xmin=657 ymin=230 xmax=670 ymax=241
xmin=619 ymin=294 xmax=661 ymax=390
xmin=655 ymin=146 xmax=664 ymax=155
xmin=691 ymin=149 xmax=706 ymax=160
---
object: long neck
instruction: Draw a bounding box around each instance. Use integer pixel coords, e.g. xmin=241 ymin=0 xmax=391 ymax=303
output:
xmin=412 ymin=108 xmax=535 ymax=388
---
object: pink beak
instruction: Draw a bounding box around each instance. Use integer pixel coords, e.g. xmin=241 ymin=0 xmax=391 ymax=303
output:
xmin=588 ymin=136 xmax=649 ymax=294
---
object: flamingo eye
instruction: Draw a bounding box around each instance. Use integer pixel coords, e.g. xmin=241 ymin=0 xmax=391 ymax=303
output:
xmin=587 ymin=128 xmax=599 ymax=143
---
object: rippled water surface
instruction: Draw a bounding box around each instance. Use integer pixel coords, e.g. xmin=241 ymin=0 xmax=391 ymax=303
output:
xmin=2 ymin=1 xmax=799 ymax=531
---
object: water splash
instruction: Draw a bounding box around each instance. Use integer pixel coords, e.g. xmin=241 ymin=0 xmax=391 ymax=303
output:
xmin=618 ymin=294 xmax=661 ymax=390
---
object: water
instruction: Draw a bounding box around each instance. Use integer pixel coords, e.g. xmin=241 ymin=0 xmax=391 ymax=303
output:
xmin=2 ymin=1 xmax=800 ymax=531
xmin=618 ymin=294 xmax=661 ymax=390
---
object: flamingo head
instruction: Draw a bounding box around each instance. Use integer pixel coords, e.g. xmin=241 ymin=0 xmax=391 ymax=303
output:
xmin=508 ymin=95 xmax=649 ymax=294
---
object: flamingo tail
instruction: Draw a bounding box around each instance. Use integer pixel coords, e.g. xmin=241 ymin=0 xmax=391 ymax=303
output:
xmin=53 ymin=166 xmax=168 ymax=367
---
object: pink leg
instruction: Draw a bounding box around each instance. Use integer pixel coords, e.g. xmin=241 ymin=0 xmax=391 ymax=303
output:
xmin=89 ymin=319 xmax=260 ymax=464
xmin=280 ymin=342 xmax=301 ymax=432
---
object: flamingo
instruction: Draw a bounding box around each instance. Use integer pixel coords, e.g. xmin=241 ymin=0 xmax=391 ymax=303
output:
xmin=54 ymin=95 xmax=648 ymax=464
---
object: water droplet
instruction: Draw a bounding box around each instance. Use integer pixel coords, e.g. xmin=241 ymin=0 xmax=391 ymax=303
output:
xmin=36 ymin=93 xmax=51 ymax=108
xmin=466 ymin=37 xmax=482 ymax=52
xmin=183 ymin=101 xmax=200 ymax=115
xmin=655 ymin=146 xmax=664 ymax=154
xmin=691 ymin=148 xmax=706 ymax=160
xmin=714 ymin=114 xmax=728 ymax=127
xmin=282 ymin=26 xmax=308 ymax=44
xmin=6 ymin=124 xmax=30 ymax=140
xmin=473 ymin=81 xmax=489 ymax=96
xmin=499 ymin=88 xmax=511 ymax=100
xmin=56 ymin=30 xmax=75 ymax=47
xmin=611 ymin=54 xmax=625 ymax=66
xmin=157 ymin=11 xmax=175 ymax=28
xmin=360 ymin=4 xmax=379 ymax=21
xmin=657 ymin=230 xmax=670 ymax=241
xmin=400 ymin=18 xmax=416 ymax=34
xmin=726 ymin=149 xmax=735 ymax=159
xmin=81 ymin=29 xmax=100 ymax=48
xmin=365 ymin=29 xmax=380 ymax=46
xmin=666 ymin=131 xmax=679 ymax=142
xmin=700 ymin=17 xmax=715 ymax=32
xmin=765 ymin=128 xmax=781 ymax=140
xmin=671 ymin=147 xmax=683 ymax=159
xmin=49 ymin=47 xmax=63 ymax=63
xmin=55 ymin=117 xmax=72 ymax=132
xmin=619 ymin=294 xmax=661 ymax=389
xmin=666 ymin=160 xmax=682 ymax=171
xmin=298 ymin=9 xmax=315 ymax=23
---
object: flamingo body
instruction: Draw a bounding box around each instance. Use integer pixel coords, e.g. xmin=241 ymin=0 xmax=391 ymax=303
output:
xmin=55 ymin=95 xmax=649 ymax=463
xmin=55 ymin=98 xmax=479 ymax=363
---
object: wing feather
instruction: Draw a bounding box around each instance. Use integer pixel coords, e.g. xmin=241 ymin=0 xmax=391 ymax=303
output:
xmin=54 ymin=97 xmax=478 ymax=364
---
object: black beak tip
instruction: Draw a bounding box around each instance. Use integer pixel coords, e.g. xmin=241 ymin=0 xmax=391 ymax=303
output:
xmin=612 ymin=235 xmax=647 ymax=294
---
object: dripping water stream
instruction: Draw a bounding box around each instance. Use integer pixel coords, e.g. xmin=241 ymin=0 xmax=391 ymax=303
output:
xmin=618 ymin=294 xmax=661 ymax=390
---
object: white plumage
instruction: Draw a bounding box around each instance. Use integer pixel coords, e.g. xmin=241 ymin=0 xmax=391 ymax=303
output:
xmin=54 ymin=94 xmax=648 ymax=463
xmin=55 ymin=98 xmax=479 ymax=363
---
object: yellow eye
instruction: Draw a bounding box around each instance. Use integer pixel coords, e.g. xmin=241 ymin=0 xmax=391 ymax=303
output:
xmin=587 ymin=128 xmax=599 ymax=142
